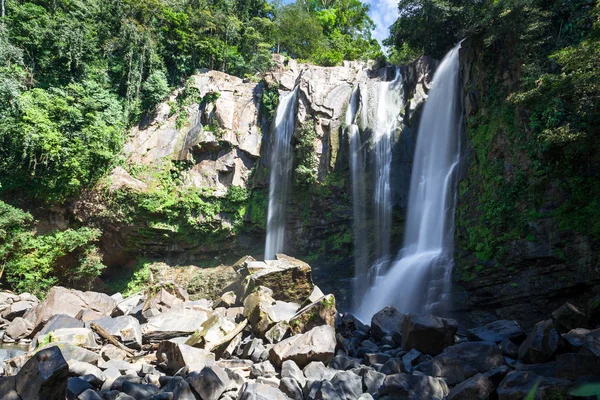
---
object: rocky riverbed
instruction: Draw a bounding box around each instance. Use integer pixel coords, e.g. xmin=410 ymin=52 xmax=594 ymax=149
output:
xmin=0 ymin=255 xmax=597 ymax=399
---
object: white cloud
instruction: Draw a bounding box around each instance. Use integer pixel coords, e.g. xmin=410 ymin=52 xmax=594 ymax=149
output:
xmin=364 ymin=0 xmax=399 ymax=46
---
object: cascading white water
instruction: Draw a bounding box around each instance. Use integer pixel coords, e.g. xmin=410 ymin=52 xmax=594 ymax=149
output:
xmin=265 ymin=88 xmax=298 ymax=260
xmin=372 ymin=69 xmax=404 ymax=263
xmin=346 ymin=86 xmax=370 ymax=310
xmin=356 ymin=43 xmax=463 ymax=321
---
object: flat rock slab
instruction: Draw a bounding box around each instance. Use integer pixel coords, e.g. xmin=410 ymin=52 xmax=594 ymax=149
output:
xmin=269 ymin=325 xmax=336 ymax=368
xmin=467 ymin=320 xmax=525 ymax=344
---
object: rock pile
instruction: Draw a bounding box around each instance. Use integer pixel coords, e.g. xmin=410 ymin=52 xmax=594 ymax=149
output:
xmin=0 ymin=256 xmax=598 ymax=399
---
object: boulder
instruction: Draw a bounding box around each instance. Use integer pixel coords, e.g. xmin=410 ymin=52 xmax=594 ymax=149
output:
xmin=467 ymin=320 xmax=525 ymax=344
xmin=401 ymin=314 xmax=457 ymax=355
xmin=360 ymin=369 xmax=385 ymax=396
xmin=337 ymin=313 xmax=370 ymax=339
xmin=330 ymin=371 xmax=363 ymax=400
xmin=315 ymin=380 xmax=345 ymax=399
xmin=2 ymin=301 xmax=35 ymax=320
xmin=238 ymin=382 xmax=291 ymax=400
xmin=157 ymin=376 xmax=196 ymax=400
xmin=269 ymin=325 xmax=336 ymax=368
xmin=378 ymin=373 xmax=449 ymax=400
xmin=67 ymin=360 xmax=104 ymax=382
xmin=303 ymin=361 xmax=336 ymax=381
xmin=551 ymin=302 xmax=587 ymax=332
xmin=38 ymin=328 xmax=97 ymax=349
xmin=580 ymin=328 xmax=600 ymax=357
xmin=281 ymin=360 xmax=306 ymax=388
xmin=122 ymin=381 xmax=159 ymax=399
xmin=67 ymin=377 xmax=94 ymax=399
xmin=370 ymin=306 xmax=404 ymax=342
xmin=243 ymin=255 xmax=314 ymax=304
xmin=497 ymin=371 xmax=571 ymax=400
xmin=499 ymin=338 xmax=519 ymax=358
xmin=516 ymin=352 xmax=600 ymax=380
xmin=91 ymin=316 xmax=142 ymax=349
xmin=114 ymin=294 xmax=144 ymax=316
xmin=250 ymin=361 xmax=277 ymax=378
xmin=289 ymin=295 xmax=336 ymax=335
xmin=430 ymin=341 xmax=506 ymax=386
xmin=279 ymin=377 xmax=303 ymax=400
xmin=37 ymin=314 xmax=83 ymax=337
xmin=14 ymin=346 xmax=69 ymax=400
xmin=37 ymin=342 xmax=99 ymax=364
xmin=447 ymin=373 xmax=494 ymax=400
xmin=143 ymin=308 xmax=211 ymax=342
xmin=185 ymin=314 xmax=236 ymax=349
xmin=187 ymin=366 xmax=230 ymax=400
xmin=156 ymin=341 xmax=215 ymax=374
xmin=563 ymin=328 xmax=589 ymax=350
xmin=243 ymin=287 xmax=278 ymax=338
xmin=145 ymin=288 xmax=183 ymax=313
xmin=518 ymin=320 xmax=562 ymax=364
xmin=5 ymin=317 xmax=32 ymax=340
xmin=265 ymin=321 xmax=291 ymax=344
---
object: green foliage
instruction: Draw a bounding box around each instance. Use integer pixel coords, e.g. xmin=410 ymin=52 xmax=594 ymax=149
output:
xmin=294 ymin=119 xmax=319 ymax=186
xmin=142 ymin=70 xmax=170 ymax=112
xmin=261 ymin=84 xmax=279 ymax=121
xmin=0 ymin=200 xmax=105 ymax=297
xmin=570 ymin=383 xmax=600 ymax=399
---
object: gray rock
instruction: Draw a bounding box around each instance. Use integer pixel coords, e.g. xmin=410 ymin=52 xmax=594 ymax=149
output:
xmin=497 ymin=371 xmax=571 ymax=400
xmin=370 ymin=306 xmax=404 ymax=342
xmin=157 ymin=376 xmax=195 ymax=400
xmin=15 ymin=346 xmax=68 ymax=400
xmin=256 ymin=376 xmax=280 ymax=388
xmin=581 ymin=328 xmax=600 ymax=358
xmin=467 ymin=320 xmax=525 ymax=344
xmin=516 ymin=352 xmax=600 ymax=380
xmin=238 ymin=382 xmax=292 ymax=400
xmin=101 ymin=359 xmax=143 ymax=374
xmin=39 ymin=327 xmax=97 ymax=348
xmin=114 ymin=294 xmax=144 ymax=317
xmin=363 ymin=353 xmax=391 ymax=366
xmin=401 ymin=349 xmax=421 ymax=372
xmin=77 ymin=389 xmax=103 ymax=400
xmin=430 ymin=341 xmax=506 ymax=386
xmin=100 ymin=366 xmax=121 ymax=391
xmin=67 ymin=377 xmax=94 ymax=400
xmin=184 ymin=313 xmax=236 ymax=349
xmin=518 ymin=320 xmax=562 ymax=364
xmin=303 ymin=362 xmax=336 ymax=381
xmin=380 ymin=358 xmax=404 ymax=375
xmin=563 ymin=328 xmax=589 ymax=350
xmin=156 ymin=341 xmax=215 ymax=374
xmin=250 ymin=361 xmax=277 ymax=378
xmin=401 ymin=314 xmax=457 ymax=355
xmin=361 ymin=369 xmax=385 ymax=396
xmin=187 ymin=366 xmax=230 ymax=400
xmin=0 ymin=389 xmax=21 ymax=400
xmin=551 ymin=302 xmax=587 ymax=332
xmin=378 ymin=373 xmax=449 ymax=400
xmin=67 ymin=360 xmax=104 ymax=382
xmin=315 ymin=380 xmax=345 ymax=399
xmin=330 ymin=371 xmax=363 ymax=400
xmin=447 ymin=373 xmax=494 ymax=400
xmin=279 ymin=377 xmax=303 ymax=400
xmin=38 ymin=342 xmax=99 ymax=363
xmin=109 ymin=375 xmax=142 ymax=391
xmin=5 ymin=318 xmax=31 ymax=340
xmin=499 ymin=338 xmax=519 ymax=358
xmin=269 ymin=325 xmax=336 ymax=368
xmin=37 ymin=314 xmax=83 ymax=336
xmin=329 ymin=354 xmax=361 ymax=370
xmin=121 ymin=381 xmax=159 ymax=400
xmin=2 ymin=301 xmax=34 ymax=320
xmin=90 ymin=316 xmax=142 ymax=349
xmin=143 ymin=308 xmax=211 ymax=342
xmin=265 ymin=321 xmax=291 ymax=344
xmin=281 ymin=360 xmax=306 ymax=388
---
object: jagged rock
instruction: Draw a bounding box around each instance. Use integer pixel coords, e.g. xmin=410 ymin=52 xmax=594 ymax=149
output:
xmin=518 ymin=320 xmax=563 ymax=364
xmin=31 ymin=288 xmax=116 ymax=333
xmin=14 ymin=346 xmax=68 ymax=400
xmin=447 ymin=373 xmax=494 ymax=400
xmin=563 ymin=328 xmax=589 ymax=350
xmin=330 ymin=354 xmax=361 ymax=370
xmin=330 ymin=371 xmax=363 ymax=400
xmin=380 ymin=358 xmax=404 ymax=375
xmin=37 ymin=314 xmax=83 ymax=337
xmin=77 ymin=389 xmax=103 ymax=400
xmin=359 ymin=368 xmax=385 ymax=396
xmin=250 ymin=361 xmax=277 ymax=378
xmin=551 ymin=302 xmax=587 ymax=332
xmin=337 ymin=314 xmax=370 ymax=339
xmin=238 ymin=382 xmax=291 ymax=400
xmin=67 ymin=377 xmax=94 ymax=400
xmin=217 ymin=291 xmax=237 ymax=308
xmin=378 ymin=373 xmax=449 ymax=400
xmin=401 ymin=314 xmax=457 ymax=355
xmin=157 ymin=376 xmax=195 ymax=400
xmin=281 ymin=360 xmax=306 ymax=388
xmin=467 ymin=320 xmax=525 ymax=344
xmin=580 ymin=328 xmax=600 ymax=358
xmin=256 ymin=375 xmax=280 ymax=388
xmin=122 ymin=381 xmax=159 ymax=399
xmin=401 ymin=349 xmax=421 ymax=372
xmin=265 ymin=321 xmax=291 ymax=344
xmin=371 ymin=306 xmax=404 ymax=342
xmin=185 ymin=314 xmax=237 ymax=350
xmin=289 ymin=295 xmax=336 ymax=335
xmin=114 ymin=294 xmax=144 ymax=317
xmin=430 ymin=341 xmax=506 ymax=386
xmin=145 ymin=289 xmax=183 ymax=313
xmin=100 ymin=344 xmax=128 ymax=363
xmin=91 ymin=316 xmax=142 ymax=349
xmin=303 ymin=361 xmax=336 ymax=381
xmin=5 ymin=317 xmax=31 ymax=340
xmin=315 ymin=380 xmax=345 ymax=399
xmin=2 ymin=301 xmax=35 ymax=320
xmin=499 ymin=338 xmax=519 ymax=358
xmin=279 ymin=377 xmax=303 ymax=400
xmin=38 ymin=328 xmax=97 ymax=349
xmin=157 ymin=341 xmax=215 ymax=374
xmin=143 ymin=308 xmax=212 ymax=343
xmin=269 ymin=325 xmax=336 ymax=368
xmin=243 ymin=287 xmax=278 ymax=338
xmin=243 ymin=255 xmax=314 ymax=304
xmin=67 ymin=360 xmax=104 ymax=381
xmin=497 ymin=371 xmax=571 ymax=400
xmin=38 ymin=342 xmax=99 ymax=364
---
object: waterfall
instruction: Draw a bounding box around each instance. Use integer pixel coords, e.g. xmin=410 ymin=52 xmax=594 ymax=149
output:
xmin=265 ymin=88 xmax=298 ymax=260
xmin=356 ymin=43 xmax=463 ymax=321
xmin=372 ymin=69 xmax=403 ymax=264
xmin=347 ymin=86 xmax=369 ymax=311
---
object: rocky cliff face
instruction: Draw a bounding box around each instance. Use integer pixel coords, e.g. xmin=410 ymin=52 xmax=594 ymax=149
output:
xmin=452 ymin=38 xmax=600 ymax=329
xmin=70 ymin=56 xmax=436 ymax=305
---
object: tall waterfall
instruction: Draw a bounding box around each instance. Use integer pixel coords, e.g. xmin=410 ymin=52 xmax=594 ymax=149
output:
xmin=265 ymin=88 xmax=298 ymax=260
xmin=372 ymin=69 xmax=403 ymax=263
xmin=356 ymin=43 xmax=463 ymax=321
xmin=347 ymin=86 xmax=369 ymax=310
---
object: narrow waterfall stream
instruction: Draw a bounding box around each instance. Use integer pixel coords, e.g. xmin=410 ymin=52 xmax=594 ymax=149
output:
xmin=372 ymin=69 xmax=404 ymax=264
xmin=346 ymin=86 xmax=369 ymax=311
xmin=265 ymin=88 xmax=298 ymax=260
xmin=357 ymin=43 xmax=463 ymax=321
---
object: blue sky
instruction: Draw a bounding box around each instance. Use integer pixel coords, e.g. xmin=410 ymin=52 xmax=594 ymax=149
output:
xmin=279 ymin=0 xmax=398 ymax=46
